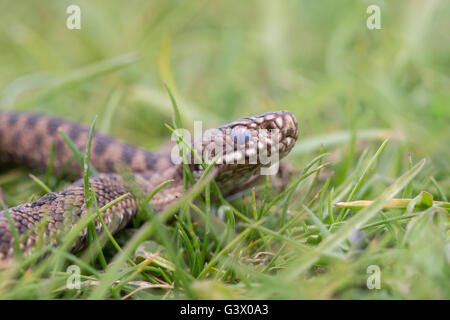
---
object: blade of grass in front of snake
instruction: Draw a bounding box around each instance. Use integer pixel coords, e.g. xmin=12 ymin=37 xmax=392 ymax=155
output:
xmin=54 ymin=154 xmax=79 ymax=183
xmin=137 ymin=179 xmax=175 ymax=223
xmin=174 ymin=140 xmax=253 ymax=227
xmin=164 ymin=122 xmax=229 ymax=207
xmin=81 ymin=116 xmax=108 ymax=269
xmin=84 ymin=187 xmax=158 ymax=288
xmin=50 ymin=193 xmax=130 ymax=280
xmin=83 ymin=115 xmax=97 ymax=204
xmin=179 ymin=159 xmax=219 ymax=276
xmin=3 ymin=191 xmax=129 ymax=297
xmin=164 ymin=82 xmax=195 ymax=190
xmin=86 ymin=187 xmax=107 ymax=269
xmin=89 ymin=168 xmax=218 ymax=299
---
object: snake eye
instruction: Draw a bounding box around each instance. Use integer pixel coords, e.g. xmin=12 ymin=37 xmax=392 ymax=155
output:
xmin=231 ymin=126 xmax=250 ymax=146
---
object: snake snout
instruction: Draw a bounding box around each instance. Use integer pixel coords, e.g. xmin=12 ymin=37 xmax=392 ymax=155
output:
xmin=269 ymin=111 xmax=298 ymax=154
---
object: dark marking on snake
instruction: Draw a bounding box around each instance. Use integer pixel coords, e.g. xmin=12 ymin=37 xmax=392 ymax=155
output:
xmin=33 ymin=134 xmax=43 ymax=147
xmin=8 ymin=113 xmax=19 ymax=126
xmin=94 ymin=139 xmax=107 ymax=155
xmin=121 ymin=144 xmax=136 ymax=165
xmin=68 ymin=124 xmax=82 ymax=141
xmin=25 ymin=114 xmax=40 ymax=129
xmin=47 ymin=118 xmax=64 ymax=135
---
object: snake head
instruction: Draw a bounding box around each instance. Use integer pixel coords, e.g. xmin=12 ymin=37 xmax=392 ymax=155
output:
xmin=189 ymin=111 xmax=298 ymax=190
xmin=225 ymin=110 xmax=299 ymax=159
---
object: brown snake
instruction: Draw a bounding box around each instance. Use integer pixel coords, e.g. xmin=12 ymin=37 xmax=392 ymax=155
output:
xmin=0 ymin=111 xmax=298 ymax=260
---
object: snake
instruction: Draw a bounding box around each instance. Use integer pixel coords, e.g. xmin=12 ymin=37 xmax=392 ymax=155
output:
xmin=0 ymin=110 xmax=298 ymax=260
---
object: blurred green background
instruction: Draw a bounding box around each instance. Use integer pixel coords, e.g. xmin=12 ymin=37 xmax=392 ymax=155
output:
xmin=0 ymin=0 xmax=448 ymax=191
xmin=0 ymin=0 xmax=449 ymax=300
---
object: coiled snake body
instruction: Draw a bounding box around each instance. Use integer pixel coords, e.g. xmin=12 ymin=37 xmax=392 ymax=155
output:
xmin=0 ymin=111 xmax=298 ymax=260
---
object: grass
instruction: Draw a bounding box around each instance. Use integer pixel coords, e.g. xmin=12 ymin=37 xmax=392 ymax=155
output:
xmin=0 ymin=0 xmax=449 ymax=299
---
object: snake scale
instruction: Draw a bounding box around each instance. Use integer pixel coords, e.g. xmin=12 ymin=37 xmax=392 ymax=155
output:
xmin=0 ymin=110 xmax=298 ymax=261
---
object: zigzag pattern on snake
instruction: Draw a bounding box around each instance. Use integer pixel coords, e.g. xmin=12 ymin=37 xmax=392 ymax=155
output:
xmin=0 ymin=111 xmax=298 ymax=260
